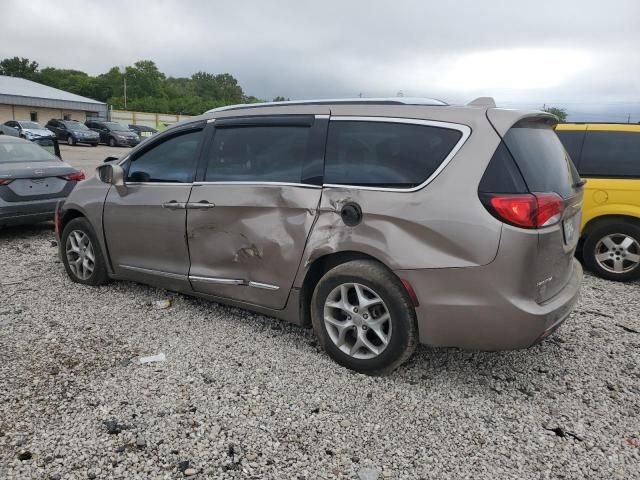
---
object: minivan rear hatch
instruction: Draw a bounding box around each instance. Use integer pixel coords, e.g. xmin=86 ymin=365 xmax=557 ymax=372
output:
xmin=485 ymin=112 xmax=584 ymax=303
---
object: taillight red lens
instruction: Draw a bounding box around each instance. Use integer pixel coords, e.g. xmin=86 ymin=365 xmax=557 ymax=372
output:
xmin=535 ymin=192 xmax=564 ymax=227
xmin=0 ymin=178 xmax=13 ymax=186
xmin=64 ymin=170 xmax=86 ymax=182
xmin=487 ymin=193 xmax=564 ymax=229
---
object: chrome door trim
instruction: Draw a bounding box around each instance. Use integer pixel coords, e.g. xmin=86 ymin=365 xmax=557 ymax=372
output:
xmin=189 ymin=275 xmax=244 ymax=285
xmin=192 ymin=181 xmax=321 ymax=189
xmin=248 ymin=281 xmax=280 ymax=291
xmin=323 ymin=116 xmax=471 ymax=193
xmin=125 ymin=182 xmax=193 ymax=186
xmin=119 ymin=264 xmax=187 ymax=280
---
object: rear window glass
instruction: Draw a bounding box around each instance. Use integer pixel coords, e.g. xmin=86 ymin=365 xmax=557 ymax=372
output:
xmin=478 ymin=142 xmax=527 ymax=194
xmin=579 ymin=131 xmax=640 ymax=178
xmin=0 ymin=141 xmax=57 ymax=163
xmin=504 ymin=123 xmax=580 ymax=198
xmin=324 ymin=121 xmax=462 ymax=188
xmin=556 ymin=130 xmax=585 ymax=168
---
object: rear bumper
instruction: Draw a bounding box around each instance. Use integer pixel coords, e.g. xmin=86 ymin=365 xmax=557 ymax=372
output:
xmin=0 ymin=199 xmax=61 ymax=226
xmin=395 ymin=259 xmax=582 ymax=350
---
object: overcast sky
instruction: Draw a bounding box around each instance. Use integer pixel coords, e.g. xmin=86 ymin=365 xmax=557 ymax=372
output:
xmin=1 ymin=0 xmax=639 ymax=121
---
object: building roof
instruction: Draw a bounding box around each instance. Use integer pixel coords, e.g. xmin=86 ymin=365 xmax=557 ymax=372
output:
xmin=0 ymin=75 xmax=104 ymax=105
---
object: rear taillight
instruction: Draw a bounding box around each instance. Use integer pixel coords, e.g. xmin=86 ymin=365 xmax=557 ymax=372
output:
xmin=483 ymin=192 xmax=564 ymax=229
xmin=0 ymin=178 xmax=13 ymax=186
xmin=64 ymin=170 xmax=86 ymax=182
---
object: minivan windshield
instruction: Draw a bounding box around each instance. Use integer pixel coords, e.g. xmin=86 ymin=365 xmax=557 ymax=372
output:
xmin=0 ymin=141 xmax=58 ymax=163
xmin=64 ymin=122 xmax=90 ymax=131
xmin=104 ymin=122 xmax=130 ymax=132
xmin=504 ymin=122 xmax=581 ymax=199
xmin=18 ymin=121 xmax=42 ymax=130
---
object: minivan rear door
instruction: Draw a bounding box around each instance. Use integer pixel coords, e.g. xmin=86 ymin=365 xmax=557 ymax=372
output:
xmin=186 ymin=112 xmax=328 ymax=310
xmin=489 ymin=112 xmax=584 ymax=302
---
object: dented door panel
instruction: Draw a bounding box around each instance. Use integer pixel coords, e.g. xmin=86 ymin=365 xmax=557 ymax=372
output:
xmin=294 ymin=118 xmax=505 ymax=287
xmin=187 ymin=184 xmax=322 ymax=309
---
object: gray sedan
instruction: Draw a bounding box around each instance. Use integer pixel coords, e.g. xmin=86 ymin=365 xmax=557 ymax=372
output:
xmin=0 ymin=136 xmax=85 ymax=227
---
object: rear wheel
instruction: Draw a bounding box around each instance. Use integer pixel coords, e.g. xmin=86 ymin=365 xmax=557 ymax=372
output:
xmin=311 ymin=260 xmax=418 ymax=375
xmin=583 ymin=220 xmax=640 ymax=282
xmin=61 ymin=218 xmax=110 ymax=286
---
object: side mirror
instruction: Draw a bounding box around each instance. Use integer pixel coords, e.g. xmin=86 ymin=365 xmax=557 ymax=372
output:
xmin=96 ymin=164 xmax=127 ymax=193
xmin=13 ymin=126 xmax=19 ymax=130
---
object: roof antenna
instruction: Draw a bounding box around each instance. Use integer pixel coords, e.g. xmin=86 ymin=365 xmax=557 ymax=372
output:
xmin=467 ymin=97 xmax=496 ymax=108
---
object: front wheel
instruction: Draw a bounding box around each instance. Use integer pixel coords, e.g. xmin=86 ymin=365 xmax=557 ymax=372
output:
xmin=108 ymin=137 xmax=117 ymax=147
xmin=67 ymin=135 xmax=76 ymax=146
xmin=583 ymin=220 xmax=640 ymax=282
xmin=311 ymin=260 xmax=418 ymax=375
xmin=61 ymin=217 xmax=110 ymax=286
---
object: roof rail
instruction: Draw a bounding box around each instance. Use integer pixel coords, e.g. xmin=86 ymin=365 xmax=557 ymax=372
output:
xmin=467 ymin=97 xmax=496 ymax=108
xmin=206 ymin=97 xmax=448 ymax=114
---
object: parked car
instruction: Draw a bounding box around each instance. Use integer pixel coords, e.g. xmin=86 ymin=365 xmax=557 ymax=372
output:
xmin=56 ymin=98 xmax=583 ymax=374
xmin=128 ymin=124 xmax=158 ymax=139
xmin=0 ymin=136 xmax=84 ymax=227
xmin=0 ymin=124 xmax=19 ymax=137
xmin=85 ymin=120 xmax=140 ymax=147
xmin=46 ymin=119 xmax=99 ymax=147
xmin=3 ymin=120 xmax=55 ymax=140
xmin=556 ymin=123 xmax=640 ymax=281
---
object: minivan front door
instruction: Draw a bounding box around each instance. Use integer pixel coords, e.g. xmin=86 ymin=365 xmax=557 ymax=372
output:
xmin=186 ymin=114 xmax=327 ymax=309
xmin=103 ymin=127 xmax=205 ymax=290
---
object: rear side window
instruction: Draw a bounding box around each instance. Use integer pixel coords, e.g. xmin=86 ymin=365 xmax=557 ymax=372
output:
xmin=127 ymin=130 xmax=203 ymax=183
xmin=503 ymin=122 xmax=580 ymax=198
xmin=579 ymin=131 xmax=640 ymax=178
xmin=205 ymin=126 xmax=311 ymax=183
xmin=324 ymin=121 xmax=462 ymax=188
xmin=478 ymin=143 xmax=527 ymax=194
xmin=555 ymin=130 xmax=585 ymax=168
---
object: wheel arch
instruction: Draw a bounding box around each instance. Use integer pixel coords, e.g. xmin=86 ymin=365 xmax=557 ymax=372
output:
xmin=582 ymin=214 xmax=640 ymax=239
xmin=59 ymin=208 xmax=86 ymax=233
xmin=297 ymin=251 xmax=398 ymax=327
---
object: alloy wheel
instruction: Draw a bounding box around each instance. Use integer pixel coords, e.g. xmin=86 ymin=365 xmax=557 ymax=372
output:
xmin=323 ymin=282 xmax=392 ymax=359
xmin=65 ymin=230 xmax=96 ymax=280
xmin=594 ymin=233 xmax=640 ymax=274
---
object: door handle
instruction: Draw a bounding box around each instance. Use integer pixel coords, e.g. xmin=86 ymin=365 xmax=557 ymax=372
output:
xmin=187 ymin=201 xmax=216 ymax=209
xmin=162 ymin=201 xmax=186 ymax=210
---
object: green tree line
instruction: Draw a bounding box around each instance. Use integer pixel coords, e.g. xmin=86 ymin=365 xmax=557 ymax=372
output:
xmin=0 ymin=56 xmax=272 ymax=115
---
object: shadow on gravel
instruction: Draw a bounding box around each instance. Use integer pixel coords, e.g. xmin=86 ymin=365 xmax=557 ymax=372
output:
xmin=0 ymin=222 xmax=54 ymax=240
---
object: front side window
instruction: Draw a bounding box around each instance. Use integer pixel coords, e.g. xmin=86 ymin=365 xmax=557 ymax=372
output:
xmin=127 ymin=130 xmax=203 ymax=183
xmin=204 ymin=126 xmax=311 ymax=183
xmin=579 ymin=131 xmax=640 ymax=178
xmin=324 ymin=120 xmax=462 ymax=188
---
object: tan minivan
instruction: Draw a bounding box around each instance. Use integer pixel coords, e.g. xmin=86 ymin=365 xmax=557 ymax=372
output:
xmin=56 ymin=98 xmax=583 ymax=374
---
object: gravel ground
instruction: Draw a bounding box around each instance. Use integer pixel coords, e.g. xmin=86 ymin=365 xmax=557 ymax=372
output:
xmin=1 ymin=224 xmax=639 ymax=480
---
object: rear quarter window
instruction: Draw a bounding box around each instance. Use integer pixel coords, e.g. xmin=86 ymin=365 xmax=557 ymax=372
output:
xmin=555 ymin=130 xmax=585 ymax=168
xmin=503 ymin=122 xmax=580 ymax=198
xmin=324 ymin=120 xmax=463 ymax=188
xmin=579 ymin=130 xmax=640 ymax=178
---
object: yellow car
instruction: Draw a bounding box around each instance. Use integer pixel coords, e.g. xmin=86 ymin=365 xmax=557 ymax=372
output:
xmin=556 ymin=123 xmax=640 ymax=282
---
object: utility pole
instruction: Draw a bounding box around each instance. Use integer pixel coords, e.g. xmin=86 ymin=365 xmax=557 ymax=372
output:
xmin=628 ymin=114 xmax=631 ymax=124
xmin=124 ymin=75 xmax=127 ymax=110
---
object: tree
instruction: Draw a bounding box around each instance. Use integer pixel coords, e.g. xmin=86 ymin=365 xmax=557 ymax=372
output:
xmin=124 ymin=60 xmax=166 ymax=99
xmin=273 ymin=96 xmax=290 ymax=102
xmin=0 ymin=56 xmax=39 ymax=79
xmin=542 ymin=106 xmax=568 ymax=123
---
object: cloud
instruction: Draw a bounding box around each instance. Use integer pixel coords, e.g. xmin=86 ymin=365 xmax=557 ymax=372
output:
xmin=1 ymin=0 xmax=639 ymax=119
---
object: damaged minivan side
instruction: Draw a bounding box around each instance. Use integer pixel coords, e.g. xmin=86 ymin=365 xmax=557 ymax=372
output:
xmin=56 ymin=98 xmax=583 ymax=374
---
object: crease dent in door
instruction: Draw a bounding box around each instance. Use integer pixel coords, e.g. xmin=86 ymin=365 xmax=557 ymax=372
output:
xmin=186 ymin=183 xmax=322 ymax=309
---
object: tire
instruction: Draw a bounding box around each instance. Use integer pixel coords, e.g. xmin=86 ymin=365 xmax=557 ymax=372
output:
xmin=108 ymin=137 xmax=117 ymax=147
xmin=311 ymin=260 xmax=418 ymax=375
xmin=583 ymin=220 xmax=640 ymax=282
xmin=91 ymin=142 xmax=98 ymax=147
xmin=60 ymin=217 xmax=110 ymax=286
xmin=67 ymin=135 xmax=76 ymax=146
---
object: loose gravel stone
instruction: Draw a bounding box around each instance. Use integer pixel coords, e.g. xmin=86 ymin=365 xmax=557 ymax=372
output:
xmin=1 ymin=224 xmax=639 ymax=479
